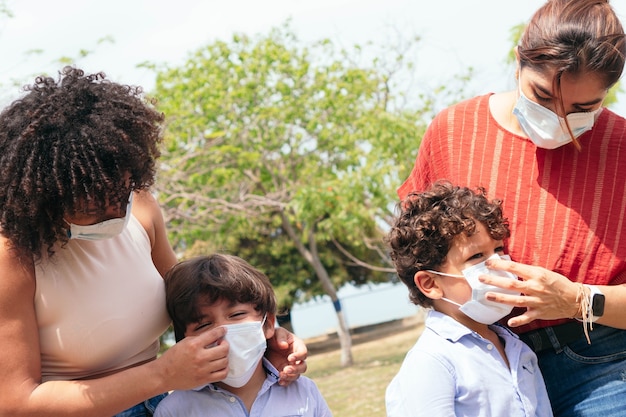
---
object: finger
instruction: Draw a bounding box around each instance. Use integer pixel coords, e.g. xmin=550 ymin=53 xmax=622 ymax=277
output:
xmin=205 ymin=356 xmax=229 ymax=372
xmin=286 ymin=359 xmax=307 ymax=374
xmin=205 ymin=339 xmax=229 ymax=360
xmin=485 ymin=258 xmax=538 ymax=280
xmin=270 ymin=327 xmax=292 ymax=349
xmin=288 ymin=337 xmax=308 ymax=363
xmin=479 ymin=273 xmax=525 ymax=291
xmin=484 ymin=291 xmax=529 ymax=306
xmin=196 ymin=326 xmax=227 ymax=347
xmin=278 ymin=362 xmax=306 ymax=386
xmin=507 ymin=312 xmax=535 ymax=327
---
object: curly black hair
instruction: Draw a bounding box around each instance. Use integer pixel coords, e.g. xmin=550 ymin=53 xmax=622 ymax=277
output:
xmin=385 ymin=181 xmax=510 ymax=307
xmin=0 ymin=67 xmax=164 ymax=261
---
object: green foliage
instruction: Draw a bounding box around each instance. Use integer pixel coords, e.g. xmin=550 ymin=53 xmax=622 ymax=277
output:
xmin=153 ymin=23 xmax=430 ymax=308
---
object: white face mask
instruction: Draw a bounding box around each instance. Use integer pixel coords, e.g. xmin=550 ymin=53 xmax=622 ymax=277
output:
xmin=67 ymin=194 xmax=134 ymax=241
xmin=221 ymin=315 xmax=268 ymax=388
xmin=428 ymin=254 xmax=520 ymax=324
xmin=513 ymin=88 xmax=602 ymax=149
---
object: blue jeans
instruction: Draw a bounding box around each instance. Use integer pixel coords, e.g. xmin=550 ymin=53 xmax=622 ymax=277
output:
xmin=536 ymin=324 xmax=626 ymax=417
xmin=113 ymin=393 xmax=168 ymax=417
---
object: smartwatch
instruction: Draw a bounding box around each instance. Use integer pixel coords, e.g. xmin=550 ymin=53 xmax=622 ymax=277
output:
xmin=587 ymin=285 xmax=605 ymax=322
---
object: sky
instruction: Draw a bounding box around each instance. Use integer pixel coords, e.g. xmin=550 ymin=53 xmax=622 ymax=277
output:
xmin=4 ymin=0 xmax=625 ymax=113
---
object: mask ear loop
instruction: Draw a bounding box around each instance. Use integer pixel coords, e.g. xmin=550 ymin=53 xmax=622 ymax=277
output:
xmin=425 ymin=270 xmax=464 ymax=278
xmin=440 ymin=297 xmax=463 ymax=308
xmin=425 ymin=270 xmax=465 ymax=308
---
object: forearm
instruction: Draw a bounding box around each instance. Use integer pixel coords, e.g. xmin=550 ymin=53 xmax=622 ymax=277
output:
xmin=12 ymin=360 xmax=167 ymax=417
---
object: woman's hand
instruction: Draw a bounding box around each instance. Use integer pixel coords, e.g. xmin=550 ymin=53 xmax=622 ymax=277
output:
xmin=157 ymin=326 xmax=229 ymax=390
xmin=266 ymin=327 xmax=308 ymax=386
xmin=479 ymin=257 xmax=581 ymax=327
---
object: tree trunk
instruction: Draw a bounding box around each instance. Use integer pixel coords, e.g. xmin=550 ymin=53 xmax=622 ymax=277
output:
xmin=280 ymin=213 xmax=354 ymax=366
xmin=332 ymin=298 xmax=353 ymax=367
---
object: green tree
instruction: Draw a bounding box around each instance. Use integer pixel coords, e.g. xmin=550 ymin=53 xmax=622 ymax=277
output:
xmin=152 ymin=24 xmax=433 ymax=366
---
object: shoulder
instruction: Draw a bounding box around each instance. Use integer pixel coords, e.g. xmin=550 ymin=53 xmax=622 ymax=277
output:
xmin=272 ymin=376 xmax=332 ymax=415
xmin=130 ymin=190 xmax=161 ymax=243
xmin=597 ymin=107 xmax=626 ymax=131
xmin=424 ymin=94 xmax=492 ymax=142
xmin=130 ymin=189 xmax=177 ymax=277
xmin=155 ymin=389 xmax=213 ymax=417
xmin=432 ymin=94 xmax=491 ymax=121
xmin=398 ymin=312 xmax=476 ymax=371
xmin=397 ymin=334 xmax=454 ymax=376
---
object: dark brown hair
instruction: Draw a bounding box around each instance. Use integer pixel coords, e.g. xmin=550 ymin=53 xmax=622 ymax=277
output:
xmin=518 ymin=0 xmax=626 ymax=149
xmin=165 ymin=254 xmax=277 ymax=342
xmin=0 ymin=67 xmax=164 ymax=261
xmin=386 ymin=182 xmax=510 ymax=307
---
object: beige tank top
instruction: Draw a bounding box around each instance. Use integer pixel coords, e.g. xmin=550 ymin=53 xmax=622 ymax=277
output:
xmin=35 ymin=215 xmax=171 ymax=381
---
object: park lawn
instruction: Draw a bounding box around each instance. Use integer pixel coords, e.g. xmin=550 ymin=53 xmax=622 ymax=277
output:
xmin=305 ymin=314 xmax=424 ymax=417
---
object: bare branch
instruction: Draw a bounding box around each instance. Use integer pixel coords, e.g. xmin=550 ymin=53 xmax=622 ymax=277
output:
xmin=332 ymin=238 xmax=396 ymax=273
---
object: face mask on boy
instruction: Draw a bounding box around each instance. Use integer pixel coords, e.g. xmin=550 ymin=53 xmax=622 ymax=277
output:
xmin=513 ymin=88 xmax=602 ymax=149
xmin=221 ymin=315 xmax=268 ymax=387
xmin=427 ymin=254 xmax=520 ymax=324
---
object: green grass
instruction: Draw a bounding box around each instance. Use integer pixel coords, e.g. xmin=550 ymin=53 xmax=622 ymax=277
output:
xmin=305 ymin=315 xmax=424 ymax=417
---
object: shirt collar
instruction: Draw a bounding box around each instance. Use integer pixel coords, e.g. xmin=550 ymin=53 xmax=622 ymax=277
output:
xmin=191 ymin=357 xmax=279 ymax=392
xmin=425 ymin=309 xmax=516 ymax=342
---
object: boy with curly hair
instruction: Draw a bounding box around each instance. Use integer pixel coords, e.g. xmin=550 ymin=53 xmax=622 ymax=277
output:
xmin=385 ymin=181 xmax=552 ymax=416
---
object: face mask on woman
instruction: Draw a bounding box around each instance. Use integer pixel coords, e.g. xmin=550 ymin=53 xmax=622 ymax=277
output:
xmin=66 ymin=194 xmax=134 ymax=240
xmin=513 ymin=89 xmax=602 ymax=149
xmin=427 ymin=254 xmax=520 ymax=324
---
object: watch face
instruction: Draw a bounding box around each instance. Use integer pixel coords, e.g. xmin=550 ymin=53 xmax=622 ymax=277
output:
xmin=592 ymin=293 xmax=606 ymax=317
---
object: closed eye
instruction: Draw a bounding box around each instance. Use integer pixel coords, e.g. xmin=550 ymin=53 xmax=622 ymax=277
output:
xmin=228 ymin=310 xmax=257 ymax=321
xmin=467 ymin=252 xmax=484 ymax=261
xmin=572 ymin=105 xmax=596 ymax=113
xmin=194 ymin=321 xmax=213 ymax=332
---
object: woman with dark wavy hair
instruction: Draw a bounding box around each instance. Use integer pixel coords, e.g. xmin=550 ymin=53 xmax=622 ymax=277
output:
xmin=0 ymin=67 xmax=306 ymax=417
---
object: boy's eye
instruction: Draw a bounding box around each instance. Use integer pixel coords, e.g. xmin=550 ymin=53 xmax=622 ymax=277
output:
xmin=468 ymin=252 xmax=483 ymax=261
xmin=194 ymin=322 xmax=213 ymax=331
xmin=495 ymin=246 xmax=505 ymax=254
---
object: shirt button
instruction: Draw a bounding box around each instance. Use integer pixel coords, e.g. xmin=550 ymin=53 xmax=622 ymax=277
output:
xmin=486 ymin=344 xmax=494 ymax=350
xmin=229 ymin=396 xmax=236 ymax=403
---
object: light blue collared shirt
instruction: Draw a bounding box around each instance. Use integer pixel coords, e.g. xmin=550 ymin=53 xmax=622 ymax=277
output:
xmin=154 ymin=358 xmax=332 ymax=417
xmin=386 ymin=310 xmax=553 ymax=417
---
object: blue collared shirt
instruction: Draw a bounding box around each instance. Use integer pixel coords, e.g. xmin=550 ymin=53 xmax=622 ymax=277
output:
xmin=386 ymin=310 xmax=553 ymax=417
xmin=154 ymin=358 xmax=332 ymax=417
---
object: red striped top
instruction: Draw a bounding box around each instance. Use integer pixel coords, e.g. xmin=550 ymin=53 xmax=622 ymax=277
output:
xmin=398 ymin=93 xmax=626 ymax=333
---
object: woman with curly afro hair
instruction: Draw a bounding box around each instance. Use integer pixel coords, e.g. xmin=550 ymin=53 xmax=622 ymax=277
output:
xmin=385 ymin=181 xmax=552 ymax=417
xmin=0 ymin=67 xmax=306 ymax=417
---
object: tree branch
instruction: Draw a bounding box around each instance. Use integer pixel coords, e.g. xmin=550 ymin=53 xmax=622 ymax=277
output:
xmin=332 ymin=238 xmax=396 ymax=273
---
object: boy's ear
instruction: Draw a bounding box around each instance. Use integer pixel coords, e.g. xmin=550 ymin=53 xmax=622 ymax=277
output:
xmin=264 ymin=313 xmax=276 ymax=339
xmin=414 ymin=271 xmax=444 ymax=300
